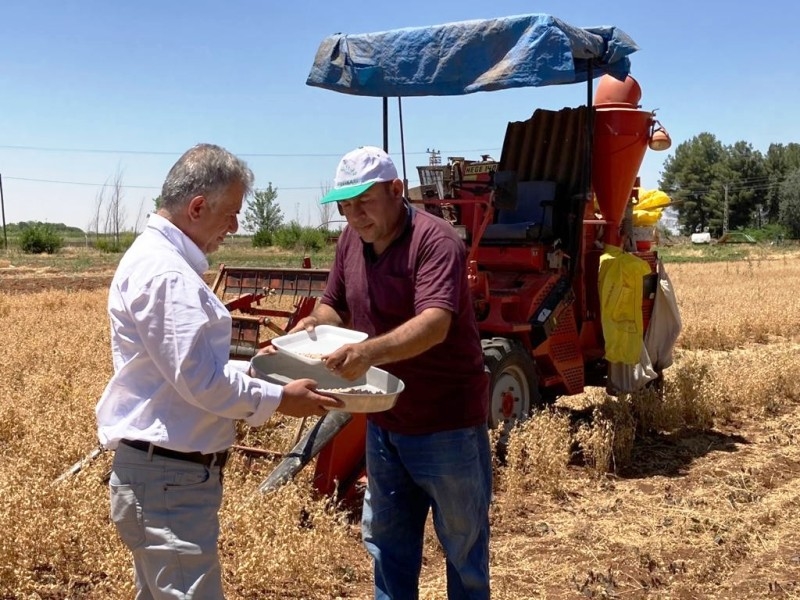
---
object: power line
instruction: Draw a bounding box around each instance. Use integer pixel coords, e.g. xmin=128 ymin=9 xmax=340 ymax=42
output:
xmin=0 ymin=144 xmax=501 ymax=158
xmin=2 ymin=145 xmax=503 ymax=191
xmin=3 ymin=175 xmax=324 ymax=191
xmin=0 ymin=145 xmax=502 ymax=191
xmin=5 ymin=176 xmax=161 ymax=190
xmin=0 ymin=146 xmax=178 ymax=156
xmin=7 ymin=172 xmax=786 ymax=197
xmin=0 ymin=145 xmax=349 ymax=157
xmin=671 ymin=180 xmax=783 ymax=196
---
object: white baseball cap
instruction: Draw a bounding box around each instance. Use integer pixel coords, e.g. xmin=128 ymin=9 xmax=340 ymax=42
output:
xmin=320 ymin=146 xmax=398 ymax=204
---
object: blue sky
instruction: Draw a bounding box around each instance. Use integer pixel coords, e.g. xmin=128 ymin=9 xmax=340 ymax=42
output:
xmin=0 ymin=0 xmax=796 ymax=231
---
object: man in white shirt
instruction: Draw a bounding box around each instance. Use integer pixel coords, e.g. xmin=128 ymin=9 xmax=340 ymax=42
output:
xmin=95 ymin=143 xmax=340 ymax=599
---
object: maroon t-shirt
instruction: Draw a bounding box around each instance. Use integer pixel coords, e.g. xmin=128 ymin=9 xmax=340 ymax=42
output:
xmin=321 ymin=205 xmax=489 ymax=435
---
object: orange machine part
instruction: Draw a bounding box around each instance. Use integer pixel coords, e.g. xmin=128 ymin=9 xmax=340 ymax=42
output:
xmin=592 ymin=107 xmax=652 ymax=246
xmin=594 ymin=74 xmax=642 ymax=106
xmin=313 ymin=413 xmax=367 ymax=504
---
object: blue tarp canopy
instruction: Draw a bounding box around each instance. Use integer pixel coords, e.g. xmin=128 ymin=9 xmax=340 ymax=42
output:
xmin=306 ymin=14 xmax=638 ymax=97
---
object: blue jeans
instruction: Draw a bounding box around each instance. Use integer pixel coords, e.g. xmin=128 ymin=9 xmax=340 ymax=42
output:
xmin=109 ymin=443 xmax=225 ymax=600
xmin=362 ymin=421 xmax=492 ymax=600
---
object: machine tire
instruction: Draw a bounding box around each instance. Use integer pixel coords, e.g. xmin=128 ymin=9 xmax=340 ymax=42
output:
xmin=481 ymin=337 xmax=540 ymax=451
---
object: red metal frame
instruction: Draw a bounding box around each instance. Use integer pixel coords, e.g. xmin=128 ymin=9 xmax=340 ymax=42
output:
xmin=212 ymin=264 xmax=329 ymax=358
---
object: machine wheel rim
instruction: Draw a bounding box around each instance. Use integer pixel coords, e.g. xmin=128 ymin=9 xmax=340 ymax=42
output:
xmin=490 ymin=364 xmax=531 ymax=432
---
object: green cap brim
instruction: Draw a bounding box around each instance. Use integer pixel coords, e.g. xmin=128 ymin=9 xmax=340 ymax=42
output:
xmin=320 ymin=181 xmax=377 ymax=204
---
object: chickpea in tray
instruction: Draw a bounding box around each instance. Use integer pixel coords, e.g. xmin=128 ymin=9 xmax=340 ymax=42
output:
xmin=319 ymin=386 xmax=381 ymax=395
xmin=271 ymin=325 xmax=368 ymax=365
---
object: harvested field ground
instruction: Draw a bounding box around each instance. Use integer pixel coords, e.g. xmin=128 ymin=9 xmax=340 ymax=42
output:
xmin=1 ymin=246 xmax=800 ymax=599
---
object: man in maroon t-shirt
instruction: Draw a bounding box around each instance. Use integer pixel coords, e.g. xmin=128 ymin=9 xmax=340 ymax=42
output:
xmin=293 ymin=146 xmax=491 ymax=599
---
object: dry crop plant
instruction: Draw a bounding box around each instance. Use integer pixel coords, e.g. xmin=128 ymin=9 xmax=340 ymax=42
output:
xmin=0 ymin=290 xmax=369 ymax=599
xmin=4 ymin=252 xmax=800 ymax=598
xmin=499 ymin=408 xmax=572 ymax=497
xmin=572 ymin=391 xmax=637 ymax=474
xmin=669 ymin=256 xmax=800 ymax=350
xmin=0 ymin=290 xmax=126 ymax=597
xmin=665 ymin=257 xmax=800 ymax=425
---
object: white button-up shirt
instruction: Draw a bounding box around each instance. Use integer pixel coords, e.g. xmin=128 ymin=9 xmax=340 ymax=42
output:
xmin=96 ymin=214 xmax=282 ymax=453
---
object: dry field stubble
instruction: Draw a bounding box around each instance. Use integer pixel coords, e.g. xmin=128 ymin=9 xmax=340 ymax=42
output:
xmin=1 ymin=252 xmax=800 ymax=598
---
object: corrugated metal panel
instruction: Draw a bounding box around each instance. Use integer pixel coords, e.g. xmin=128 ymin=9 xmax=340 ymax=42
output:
xmin=499 ymin=105 xmax=591 ymax=247
xmin=499 ymin=106 xmax=590 ymax=197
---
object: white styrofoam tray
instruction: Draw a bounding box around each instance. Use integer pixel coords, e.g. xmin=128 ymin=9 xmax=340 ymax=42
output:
xmin=271 ymin=325 xmax=368 ymax=365
xmin=250 ymin=352 xmax=403 ymax=413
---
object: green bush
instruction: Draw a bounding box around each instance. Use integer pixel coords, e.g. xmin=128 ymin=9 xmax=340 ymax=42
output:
xmin=739 ymin=223 xmax=790 ymax=243
xmin=252 ymin=229 xmax=273 ymax=248
xmin=273 ymin=222 xmax=304 ymax=250
xmin=19 ymin=223 xmax=64 ymax=254
xmin=94 ymin=233 xmax=136 ymax=253
xmin=94 ymin=239 xmax=120 ymax=253
xmin=300 ymin=227 xmax=327 ymax=251
xmin=273 ymin=222 xmax=329 ymax=252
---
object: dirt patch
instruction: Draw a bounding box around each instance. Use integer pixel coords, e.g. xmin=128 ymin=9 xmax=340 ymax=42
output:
xmin=0 ymin=272 xmax=115 ymax=293
xmin=0 ymin=268 xmax=220 ymax=294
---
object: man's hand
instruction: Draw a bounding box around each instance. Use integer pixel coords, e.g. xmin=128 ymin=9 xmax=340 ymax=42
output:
xmin=323 ymin=343 xmax=372 ymax=381
xmin=278 ymin=378 xmax=342 ymax=417
xmin=288 ymin=315 xmax=319 ymax=335
xmin=247 ymin=344 xmax=277 ymax=377
xmin=288 ymin=303 xmax=344 ymax=334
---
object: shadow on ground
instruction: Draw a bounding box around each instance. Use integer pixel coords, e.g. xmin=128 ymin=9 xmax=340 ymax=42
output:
xmin=620 ymin=427 xmax=749 ymax=478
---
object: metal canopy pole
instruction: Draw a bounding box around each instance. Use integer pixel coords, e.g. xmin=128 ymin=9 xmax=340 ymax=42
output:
xmin=0 ymin=174 xmax=7 ymax=250
xmin=398 ymin=97 xmax=409 ymax=197
xmin=381 ymin=97 xmax=409 ymax=197
xmin=584 ymin=62 xmax=595 ymax=214
xmin=570 ymin=62 xmax=595 ymax=281
xmin=382 ymin=97 xmax=389 ymax=152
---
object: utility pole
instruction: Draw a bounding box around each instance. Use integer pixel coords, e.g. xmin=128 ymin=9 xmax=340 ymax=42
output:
xmin=0 ymin=173 xmax=6 ymax=250
xmin=722 ymin=183 xmax=729 ymax=234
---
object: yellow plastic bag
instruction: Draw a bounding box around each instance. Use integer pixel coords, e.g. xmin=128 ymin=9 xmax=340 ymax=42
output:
xmin=632 ymin=208 xmax=662 ymax=227
xmin=633 ymin=189 xmax=671 ymax=227
xmin=598 ymin=244 xmax=653 ymax=364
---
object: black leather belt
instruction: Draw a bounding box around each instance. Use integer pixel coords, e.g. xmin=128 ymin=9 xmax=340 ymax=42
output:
xmin=119 ymin=439 xmax=228 ymax=468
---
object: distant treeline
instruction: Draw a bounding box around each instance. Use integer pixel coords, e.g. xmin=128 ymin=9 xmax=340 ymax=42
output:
xmin=4 ymin=221 xmax=85 ymax=235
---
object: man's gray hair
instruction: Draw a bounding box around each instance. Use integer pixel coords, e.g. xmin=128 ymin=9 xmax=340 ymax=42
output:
xmin=160 ymin=143 xmax=254 ymax=211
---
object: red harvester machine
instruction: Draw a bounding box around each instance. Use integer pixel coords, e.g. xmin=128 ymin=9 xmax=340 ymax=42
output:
xmin=214 ymin=15 xmax=674 ymax=503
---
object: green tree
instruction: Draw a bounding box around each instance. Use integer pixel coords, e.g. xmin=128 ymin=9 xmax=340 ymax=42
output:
xmin=153 ymin=195 xmax=163 ymax=210
xmin=716 ymin=141 xmax=767 ymax=233
xmin=659 ymin=134 xmax=772 ymax=236
xmin=764 ymin=143 xmax=800 ymax=222
xmin=660 ymin=133 xmax=726 ymax=235
xmin=244 ymin=183 xmax=283 ymax=244
xmin=779 ymin=167 xmax=800 ymax=238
